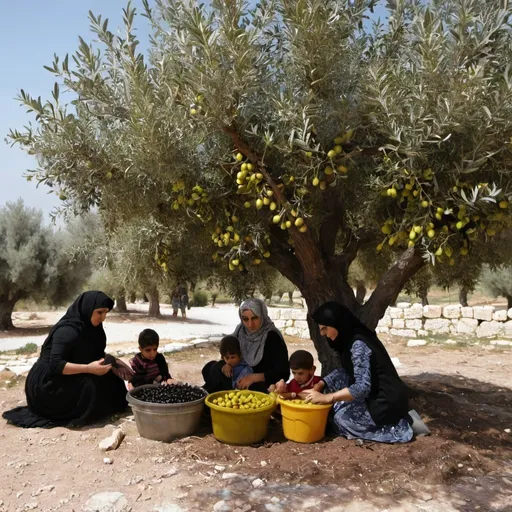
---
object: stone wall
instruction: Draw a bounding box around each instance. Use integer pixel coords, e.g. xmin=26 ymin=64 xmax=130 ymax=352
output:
xmin=268 ymin=304 xmax=512 ymax=342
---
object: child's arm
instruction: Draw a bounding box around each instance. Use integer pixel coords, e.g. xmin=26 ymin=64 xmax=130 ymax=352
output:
xmin=156 ymin=353 xmax=172 ymax=383
xmin=129 ymin=356 xmax=147 ymax=387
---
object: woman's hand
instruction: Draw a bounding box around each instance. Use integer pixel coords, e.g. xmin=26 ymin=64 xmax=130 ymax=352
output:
xmin=275 ymin=379 xmax=288 ymax=394
xmin=221 ymin=364 xmax=233 ymax=378
xmin=162 ymin=378 xmax=181 ymax=386
xmin=303 ymin=389 xmax=334 ymax=405
xmin=87 ymin=359 xmax=112 ymax=376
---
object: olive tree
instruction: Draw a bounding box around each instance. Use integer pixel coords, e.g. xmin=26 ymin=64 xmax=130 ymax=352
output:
xmin=9 ymin=0 xmax=512 ymax=371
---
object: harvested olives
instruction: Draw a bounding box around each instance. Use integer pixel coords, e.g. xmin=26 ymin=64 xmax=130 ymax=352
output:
xmin=133 ymin=384 xmax=206 ymax=404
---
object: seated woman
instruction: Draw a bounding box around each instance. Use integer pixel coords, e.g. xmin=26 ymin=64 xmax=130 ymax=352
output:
xmin=303 ymin=301 xmax=413 ymax=443
xmin=202 ymin=298 xmax=289 ymax=393
xmin=3 ymin=291 xmax=131 ymax=428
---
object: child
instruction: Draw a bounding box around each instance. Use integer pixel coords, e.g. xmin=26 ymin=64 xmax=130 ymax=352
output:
xmin=128 ymin=329 xmax=176 ymax=389
xmin=220 ymin=335 xmax=253 ymax=389
xmin=273 ymin=350 xmax=322 ymax=399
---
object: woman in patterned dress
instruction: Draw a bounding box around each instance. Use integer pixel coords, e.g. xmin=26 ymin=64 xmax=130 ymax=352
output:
xmin=303 ymin=301 xmax=413 ymax=443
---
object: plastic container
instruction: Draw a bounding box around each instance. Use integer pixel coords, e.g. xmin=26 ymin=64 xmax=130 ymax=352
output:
xmin=205 ymin=390 xmax=276 ymax=445
xmin=127 ymin=384 xmax=207 ymax=442
xmin=278 ymin=397 xmax=332 ymax=443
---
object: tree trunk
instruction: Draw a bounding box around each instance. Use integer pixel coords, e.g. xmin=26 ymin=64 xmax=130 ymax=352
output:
xmin=459 ymin=286 xmax=469 ymax=307
xmin=147 ymin=287 xmax=160 ymax=318
xmin=129 ymin=292 xmax=136 ymax=304
xmin=115 ymin=296 xmax=128 ymax=313
xmin=355 ymin=280 xmax=367 ymax=304
xmin=288 ymin=291 xmax=293 ymax=304
xmin=506 ymin=294 xmax=512 ymax=309
xmin=419 ymin=284 xmax=429 ymax=306
xmin=0 ymin=298 xmax=16 ymax=331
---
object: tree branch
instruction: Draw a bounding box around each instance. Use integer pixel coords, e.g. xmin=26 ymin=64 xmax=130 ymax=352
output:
xmin=359 ymin=248 xmax=425 ymax=329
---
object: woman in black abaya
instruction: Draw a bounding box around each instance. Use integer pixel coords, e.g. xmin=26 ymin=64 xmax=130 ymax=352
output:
xmin=3 ymin=291 xmax=131 ymax=428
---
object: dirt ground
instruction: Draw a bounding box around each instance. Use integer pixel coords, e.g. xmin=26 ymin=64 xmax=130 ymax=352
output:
xmin=0 ymin=334 xmax=511 ymax=511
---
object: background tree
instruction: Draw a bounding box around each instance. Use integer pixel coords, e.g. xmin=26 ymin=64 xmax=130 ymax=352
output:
xmin=0 ymin=200 xmax=90 ymax=330
xmin=480 ymin=264 xmax=512 ymax=308
xmin=9 ymin=0 xmax=512 ymax=371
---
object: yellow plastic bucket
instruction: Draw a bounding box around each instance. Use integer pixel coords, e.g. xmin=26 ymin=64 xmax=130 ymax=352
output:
xmin=278 ymin=397 xmax=332 ymax=443
xmin=205 ymin=390 xmax=276 ymax=445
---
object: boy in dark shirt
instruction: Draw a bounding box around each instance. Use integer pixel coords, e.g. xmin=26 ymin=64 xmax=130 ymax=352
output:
xmin=128 ymin=329 xmax=176 ymax=389
xmin=272 ymin=350 xmax=322 ymax=399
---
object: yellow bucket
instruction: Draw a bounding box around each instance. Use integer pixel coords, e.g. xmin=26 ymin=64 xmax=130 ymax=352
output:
xmin=205 ymin=390 xmax=276 ymax=445
xmin=278 ymin=397 xmax=332 ymax=443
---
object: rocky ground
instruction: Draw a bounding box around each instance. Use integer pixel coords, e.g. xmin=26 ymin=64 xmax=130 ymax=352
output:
xmin=0 ymin=312 xmax=511 ymax=511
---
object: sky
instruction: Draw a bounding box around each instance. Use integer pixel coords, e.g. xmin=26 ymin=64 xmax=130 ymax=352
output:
xmin=0 ymin=1 xmax=388 ymax=224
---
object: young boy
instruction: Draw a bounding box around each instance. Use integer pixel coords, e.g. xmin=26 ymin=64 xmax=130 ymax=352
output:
xmin=273 ymin=350 xmax=322 ymax=399
xmin=220 ymin=335 xmax=253 ymax=389
xmin=128 ymin=329 xmax=176 ymax=389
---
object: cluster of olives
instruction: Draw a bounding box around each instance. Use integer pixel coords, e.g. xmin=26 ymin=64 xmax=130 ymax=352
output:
xmin=287 ymin=399 xmax=317 ymax=406
xmin=212 ymin=391 xmax=272 ymax=410
xmin=134 ymin=384 xmax=206 ymax=404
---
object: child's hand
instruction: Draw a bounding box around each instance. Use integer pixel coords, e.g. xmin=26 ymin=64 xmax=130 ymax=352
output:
xmin=221 ymin=364 xmax=233 ymax=378
xmin=164 ymin=378 xmax=181 ymax=386
xmin=127 ymin=382 xmax=134 ymax=391
xmin=275 ymin=379 xmax=287 ymax=394
xmin=303 ymin=389 xmax=333 ymax=405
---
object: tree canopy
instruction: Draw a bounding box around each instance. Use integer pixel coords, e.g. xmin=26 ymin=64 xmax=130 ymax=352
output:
xmin=9 ymin=0 xmax=512 ymax=370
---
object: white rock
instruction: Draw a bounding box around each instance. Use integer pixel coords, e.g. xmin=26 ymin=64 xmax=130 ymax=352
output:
xmin=82 ymin=492 xmax=130 ymax=512
xmin=190 ymin=338 xmax=210 ymax=348
xmin=490 ymin=340 xmax=512 ymax=346
xmin=493 ymin=310 xmax=508 ymax=322
xmin=476 ymin=321 xmax=503 ymax=338
xmin=407 ymin=339 xmax=427 ymax=347
xmin=260 ymin=461 xmax=267 ymax=467
xmin=213 ymin=501 xmax=231 ymax=512
xmin=457 ymin=318 xmax=478 ymax=334
xmin=392 ymin=319 xmax=405 ymax=329
xmin=404 ymin=304 xmax=423 ymax=319
xmin=252 ymin=478 xmax=265 ymax=488
xmin=405 ymin=319 xmax=422 ymax=330
xmin=376 ymin=327 xmax=389 ymax=334
xmin=378 ymin=316 xmax=392 ymax=328
xmin=443 ymin=305 xmax=461 ymax=319
xmin=221 ymin=473 xmax=241 ymax=480
xmin=153 ymin=505 xmax=185 ymax=512
xmin=99 ymin=429 xmax=125 ymax=451
xmin=390 ymin=329 xmax=417 ymax=338
xmin=396 ymin=302 xmax=411 ymax=309
xmin=24 ymin=503 xmax=38 ymax=510
xmin=161 ymin=467 xmax=178 ymax=478
xmin=503 ymin=321 xmax=512 ymax=338
xmin=273 ymin=320 xmax=286 ymax=329
xmin=291 ymin=309 xmax=307 ymax=320
xmin=390 ymin=357 xmax=402 ymax=368
xmin=267 ymin=308 xmax=280 ymax=320
xmin=473 ymin=306 xmax=495 ymax=322
xmin=444 ymin=339 xmax=457 ymax=345
xmin=418 ymin=329 xmax=429 ymax=337
xmin=423 ymin=305 xmax=442 ymax=319
xmin=214 ymin=465 xmax=225 ymax=472
xmin=103 ymin=458 xmax=113 ymax=465
xmin=294 ymin=320 xmax=308 ymax=330
xmin=285 ymin=319 xmax=293 ymax=327
xmin=389 ymin=307 xmax=404 ymax=319
xmin=284 ymin=327 xmax=300 ymax=337
xmin=508 ymin=309 xmax=512 ymax=320
xmin=32 ymin=485 xmax=55 ymax=496
xmin=461 ymin=307 xmax=474 ymax=318
xmin=280 ymin=309 xmax=293 ymax=320
xmin=424 ymin=318 xmax=451 ymax=333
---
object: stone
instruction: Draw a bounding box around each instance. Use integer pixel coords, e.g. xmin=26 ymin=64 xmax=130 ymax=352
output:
xmin=214 ymin=465 xmax=225 ymax=471
xmin=99 ymin=429 xmax=125 ymax=451
xmin=418 ymin=329 xmax=429 ymax=337
xmin=503 ymin=321 xmax=512 ymax=338
xmin=191 ymin=338 xmax=210 ymax=348
xmin=396 ymin=302 xmax=411 ymax=309
xmin=280 ymin=309 xmax=293 ymax=320
xmin=294 ymin=320 xmax=308 ymax=330
xmin=161 ymin=467 xmax=178 ymax=478
xmin=405 ymin=319 xmax=422 ymax=330
xmin=378 ymin=316 xmax=392 ymax=328
xmin=424 ymin=318 xmax=450 ymax=333
xmin=508 ymin=308 xmax=512 ymax=320
xmin=103 ymin=458 xmax=113 ymax=465
xmin=213 ymin=501 xmax=231 ymax=512
xmin=284 ymin=327 xmax=300 ymax=337
xmin=443 ymin=305 xmax=461 ymax=319
xmin=493 ymin=310 xmax=508 ymax=322
xmin=82 ymin=492 xmax=130 ymax=512
xmin=390 ymin=357 xmax=402 ymax=368
xmin=476 ymin=321 xmax=503 ymax=338
xmin=389 ymin=307 xmax=404 ymax=319
xmin=153 ymin=505 xmax=185 ymax=512
xmin=273 ymin=320 xmax=286 ymax=329
xmin=407 ymin=339 xmax=427 ymax=347
xmin=267 ymin=308 xmax=280 ymax=320
xmin=444 ymin=339 xmax=457 ymax=345
xmin=24 ymin=503 xmax=38 ymax=510
xmin=390 ymin=329 xmax=417 ymax=338
xmin=490 ymin=340 xmax=512 ymax=346
xmin=423 ymin=305 xmax=442 ymax=319
xmin=457 ymin=318 xmax=478 ymax=334
xmin=461 ymin=307 xmax=474 ymax=318
xmin=404 ymin=304 xmax=423 ymax=319
xmin=252 ymin=478 xmax=265 ymax=488
xmin=473 ymin=306 xmax=495 ymax=322
xmin=221 ymin=473 xmax=241 ymax=480
xmin=32 ymin=485 xmax=55 ymax=496
xmin=291 ymin=309 xmax=307 ymax=320
xmin=392 ymin=319 xmax=405 ymax=329
xmin=285 ymin=319 xmax=293 ymax=327
xmin=376 ymin=327 xmax=389 ymax=334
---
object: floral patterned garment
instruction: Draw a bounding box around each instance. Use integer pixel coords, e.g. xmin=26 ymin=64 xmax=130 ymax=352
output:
xmin=323 ymin=340 xmax=413 ymax=443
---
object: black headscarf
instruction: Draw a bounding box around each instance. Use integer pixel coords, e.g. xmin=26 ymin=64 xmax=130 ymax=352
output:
xmin=41 ymin=291 xmax=114 ymax=353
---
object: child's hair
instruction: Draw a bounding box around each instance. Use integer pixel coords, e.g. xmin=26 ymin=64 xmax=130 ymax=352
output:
xmin=138 ymin=328 xmax=160 ymax=349
xmin=289 ymin=350 xmax=314 ymax=370
xmin=220 ymin=335 xmax=241 ymax=357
